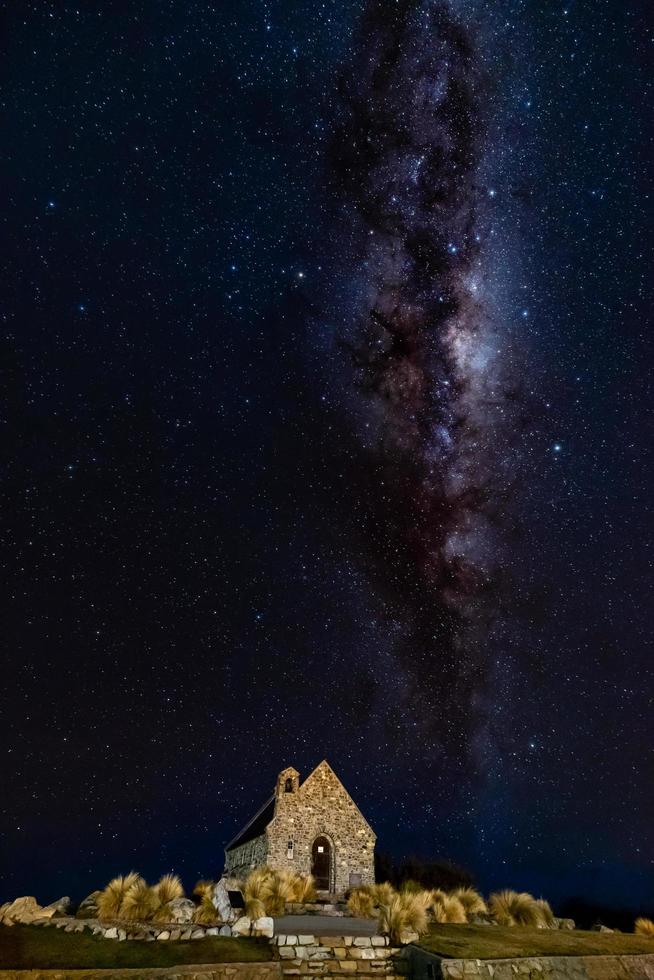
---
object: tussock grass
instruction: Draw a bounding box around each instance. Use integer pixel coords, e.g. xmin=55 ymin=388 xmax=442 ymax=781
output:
xmin=431 ymin=892 xmax=467 ymax=924
xmin=635 ymin=917 xmax=654 ymax=937
xmin=154 ymin=874 xmax=184 ymax=906
xmin=347 ymin=886 xmax=377 ymax=919
xmin=193 ymin=894 xmax=219 ymax=924
xmin=378 ymin=891 xmax=429 ymax=943
xmin=452 ymin=887 xmax=487 ymax=917
xmin=488 ymin=890 xmax=544 ymax=928
xmin=193 ymin=880 xmax=215 ymax=899
xmin=535 ymin=898 xmax=556 ymax=928
xmin=241 ymin=867 xmax=316 ymax=918
xmin=96 ymin=873 xmax=143 ymax=920
xmin=121 ymin=880 xmax=157 ymax=922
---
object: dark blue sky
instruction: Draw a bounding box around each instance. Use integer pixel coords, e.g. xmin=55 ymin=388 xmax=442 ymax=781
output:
xmin=1 ymin=0 xmax=652 ymax=912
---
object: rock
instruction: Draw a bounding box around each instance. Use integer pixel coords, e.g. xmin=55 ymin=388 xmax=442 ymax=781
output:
xmin=557 ymin=918 xmax=575 ymax=930
xmin=212 ymin=878 xmax=235 ymax=923
xmin=156 ymin=930 xmax=171 ymax=940
xmin=169 ymin=928 xmax=181 ymax=940
xmin=76 ymin=891 xmax=101 ymax=919
xmin=398 ymin=932 xmax=419 ymax=945
xmin=103 ymin=927 xmax=118 ymax=939
xmin=166 ymin=897 xmax=196 ymax=924
xmin=252 ymin=916 xmax=274 ymax=938
xmin=1 ymin=897 xmax=52 ymax=924
xmin=206 ymin=927 xmax=220 ymax=936
xmin=219 ymin=924 xmax=232 ymax=936
xmin=232 ymin=915 xmax=252 ymax=936
xmin=44 ymin=897 xmax=71 ymax=918
xmin=593 ymin=924 xmax=614 ymax=933
xmin=181 ymin=929 xmax=193 ymax=940
xmin=191 ymin=928 xmax=205 ymax=939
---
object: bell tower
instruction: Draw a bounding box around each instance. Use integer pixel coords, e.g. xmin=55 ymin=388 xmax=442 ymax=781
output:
xmin=276 ymin=766 xmax=300 ymax=800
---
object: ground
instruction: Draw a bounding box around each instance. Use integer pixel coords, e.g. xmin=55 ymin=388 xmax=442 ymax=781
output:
xmin=0 ymin=925 xmax=272 ymax=970
xmin=418 ymin=924 xmax=654 ymax=959
xmin=272 ymin=915 xmax=376 ymax=936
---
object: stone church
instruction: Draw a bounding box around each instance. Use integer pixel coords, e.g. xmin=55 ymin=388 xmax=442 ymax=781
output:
xmin=224 ymin=761 xmax=376 ymax=896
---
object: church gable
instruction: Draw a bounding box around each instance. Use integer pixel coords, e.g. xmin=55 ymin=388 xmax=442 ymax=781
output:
xmin=223 ymin=760 xmax=376 ymax=895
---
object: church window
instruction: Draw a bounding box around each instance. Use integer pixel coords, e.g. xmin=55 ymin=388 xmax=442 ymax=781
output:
xmin=284 ymin=777 xmax=294 ymax=793
xmin=287 ymin=840 xmax=294 ymax=859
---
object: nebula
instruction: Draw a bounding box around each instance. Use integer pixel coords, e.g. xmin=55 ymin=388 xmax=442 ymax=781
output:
xmin=321 ymin=0 xmax=520 ymax=750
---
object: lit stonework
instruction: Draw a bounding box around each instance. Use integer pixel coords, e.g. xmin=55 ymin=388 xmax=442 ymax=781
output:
xmin=223 ymin=760 xmax=376 ymax=896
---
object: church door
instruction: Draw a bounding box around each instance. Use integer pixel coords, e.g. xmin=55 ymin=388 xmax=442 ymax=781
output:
xmin=311 ymin=836 xmax=332 ymax=891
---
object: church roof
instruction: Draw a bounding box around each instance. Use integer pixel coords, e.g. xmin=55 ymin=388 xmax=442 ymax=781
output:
xmin=225 ymin=793 xmax=275 ymax=851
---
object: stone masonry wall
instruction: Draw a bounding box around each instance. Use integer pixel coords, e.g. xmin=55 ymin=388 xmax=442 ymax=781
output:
xmin=266 ymin=762 xmax=375 ymax=895
xmin=437 ymin=954 xmax=654 ymax=980
xmin=274 ymin=932 xmax=404 ymax=980
xmin=225 ymin=834 xmax=269 ymax=880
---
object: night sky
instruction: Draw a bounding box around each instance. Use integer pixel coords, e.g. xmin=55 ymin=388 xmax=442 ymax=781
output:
xmin=1 ymin=1 xmax=652 ymax=911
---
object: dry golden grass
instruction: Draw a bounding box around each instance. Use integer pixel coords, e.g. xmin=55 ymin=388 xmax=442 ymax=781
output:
xmin=534 ymin=898 xmax=556 ymax=928
xmin=96 ymin=873 xmax=143 ymax=920
xmin=452 ymin=887 xmax=487 ymax=917
xmin=193 ymin=894 xmax=219 ymax=925
xmin=489 ymin=890 xmax=543 ymax=927
xmin=267 ymin=871 xmax=296 ymax=916
xmin=243 ymin=867 xmax=275 ymax=920
xmin=347 ymin=886 xmax=377 ymax=919
xmin=288 ymin=873 xmax=317 ymax=903
xmin=120 ymin=880 xmax=157 ymax=922
xmin=154 ymin=874 xmax=184 ymax=906
xmin=635 ymin=917 xmax=654 ymax=937
xmin=373 ymin=882 xmax=396 ymax=907
xmin=193 ymin=880 xmax=215 ymax=899
xmin=430 ymin=892 xmax=467 ymax=924
xmin=241 ymin=867 xmax=316 ymax=917
xmin=378 ymin=891 xmax=429 ymax=943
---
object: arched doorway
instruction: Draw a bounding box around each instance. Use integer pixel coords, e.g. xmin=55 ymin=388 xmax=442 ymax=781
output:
xmin=311 ymin=835 xmax=332 ymax=891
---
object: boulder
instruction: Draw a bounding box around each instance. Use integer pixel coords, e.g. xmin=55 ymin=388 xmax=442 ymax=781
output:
xmin=252 ymin=916 xmax=274 ymax=938
xmin=558 ymin=917 xmax=575 ymax=930
xmin=165 ymin=897 xmax=196 ymax=924
xmin=103 ymin=927 xmax=118 ymax=939
xmin=44 ymin=897 xmax=71 ymax=918
xmin=219 ymin=924 xmax=232 ymax=936
xmin=211 ymin=878 xmax=235 ymax=923
xmin=1 ymin=897 xmax=50 ymax=924
xmin=76 ymin=891 xmax=101 ymax=919
xmin=231 ymin=915 xmax=252 ymax=936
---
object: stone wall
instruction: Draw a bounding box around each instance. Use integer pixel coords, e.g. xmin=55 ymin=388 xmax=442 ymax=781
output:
xmin=274 ymin=932 xmax=404 ymax=980
xmin=0 ymin=966 xmax=281 ymax=980
xmin=420 ymin=953 xmax=654 ymax=980
xmin=266 ymin=762 xmax=376 ymax=895
xmin=225 ymin=834 xmax=269 ymax=880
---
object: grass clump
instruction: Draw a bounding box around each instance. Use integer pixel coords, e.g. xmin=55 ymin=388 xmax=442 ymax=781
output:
xmin=635 ymin=917 xmax=654 ymax=937
xmin=241 ymin=867 xmax=316 ymax=919
xmin=488 ymin=890 xmax=544 ymax=928
xmin=452 ymin=887 xmax=487 ymax=917
xmin=347 ymin=886 xmax=377 ymax=919
xmin=96 ymin=872 xmax=143 ymax=920
xmin=430 ymin=891 xmax=467 ymax=924
xmin=121 ymin=880 xmax=157 ymax=922
xmin=378 ymin=891 xmax=430 ymax=943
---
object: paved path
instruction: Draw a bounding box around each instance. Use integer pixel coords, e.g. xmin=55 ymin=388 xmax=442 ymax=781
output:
xmin=273 ymin=914 xmax=377 ymax=937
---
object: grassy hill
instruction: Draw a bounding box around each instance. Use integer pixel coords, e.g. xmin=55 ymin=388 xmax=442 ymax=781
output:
xmin=0 ymin=924 xmax=272 ymax=969
xmin=418 ymin=924 xmax=654 ymax=959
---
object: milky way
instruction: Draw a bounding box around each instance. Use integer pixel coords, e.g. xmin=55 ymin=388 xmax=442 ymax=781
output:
xmin=321 ymin=0 xmax=521 ymax=749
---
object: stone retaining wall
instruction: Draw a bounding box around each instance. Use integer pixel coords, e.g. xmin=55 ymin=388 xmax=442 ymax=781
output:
xmin=0 ymin=966 xmax=280 ymax=980
xmin=437 ymin=954 xmax=654 ymax=979
xmin=274 ymin=933 xmax=404 ymax=980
